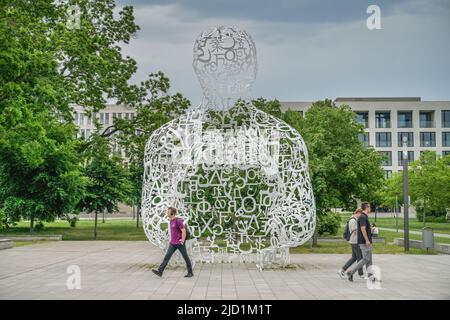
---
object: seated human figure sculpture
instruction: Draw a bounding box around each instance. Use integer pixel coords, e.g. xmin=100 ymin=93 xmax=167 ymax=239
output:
xmin=141 ymin=26 xmax=316 ymax=266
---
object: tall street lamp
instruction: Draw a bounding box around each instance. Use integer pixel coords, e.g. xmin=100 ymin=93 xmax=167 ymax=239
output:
xmin=402 ymin=136 xmax=410 ymax=252
xmin=395 ymin=192 xmax=399 ymax=233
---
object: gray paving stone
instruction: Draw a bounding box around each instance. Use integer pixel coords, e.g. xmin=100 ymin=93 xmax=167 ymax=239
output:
xmin=0 ymin=241 xmax=449 ymax=300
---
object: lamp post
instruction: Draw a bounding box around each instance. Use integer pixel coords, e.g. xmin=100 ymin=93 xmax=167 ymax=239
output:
xmin=395 ymin=193 xmax=399 ymax=233
xmin=402 ymin=136 xmax=410 ymax=252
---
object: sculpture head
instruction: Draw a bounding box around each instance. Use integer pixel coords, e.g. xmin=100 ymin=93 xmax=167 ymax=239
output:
xmin=193 ymin=26 xmax=257 ymax=111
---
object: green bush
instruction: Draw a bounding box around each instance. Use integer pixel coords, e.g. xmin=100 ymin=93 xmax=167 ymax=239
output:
xmin=317 ymin=212 xmax=341 ymax=235
xmin=34 ymin=221 xmax=45 ymax=231
xmin=416 ymin=207 xmax=448 ymax=222
xmin=0 ymin=208 xmax=5 ymax=230
xmin=66 ymin=214 xmax=78 ymax=228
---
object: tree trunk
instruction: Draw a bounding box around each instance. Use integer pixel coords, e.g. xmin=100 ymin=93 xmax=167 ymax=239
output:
xmin=312 ymin=228 xmax=318 ymax=247
xmin=30 ymin=214 xmax=35 ymax=233
xmin=94 ymin=211 xmax=98 ymax=240
xmin=102 ymin=210 xmax=105 ymax=223
xmin=423 ymin=201 xmax=426 ymax=228
xmin=136 ymin=205 xmax=140 ymax=228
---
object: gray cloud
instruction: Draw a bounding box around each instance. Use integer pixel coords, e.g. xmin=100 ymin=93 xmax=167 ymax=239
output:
xmin=117 ymin=0 xmax=450 ymax=103
xmin=117 ymin=0 xmax=417 ymax=23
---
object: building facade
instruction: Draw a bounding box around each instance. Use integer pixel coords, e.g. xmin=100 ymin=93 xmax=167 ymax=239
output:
xmin=280 ymin=97 xmax=450 ymax=178
xmin=72 ymin=98 xmax=450 ymax=180
xmin=72 ymin=104 xmax=136 ymax=139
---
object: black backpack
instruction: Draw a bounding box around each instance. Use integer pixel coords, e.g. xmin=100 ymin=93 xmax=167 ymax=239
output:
xmin=178 ymin=218 xmax=191 ymax=240
xmin=343 ymin=217 xmax=356 ymax=241
xmin=185 ymin=223 xmax=191 ymax=240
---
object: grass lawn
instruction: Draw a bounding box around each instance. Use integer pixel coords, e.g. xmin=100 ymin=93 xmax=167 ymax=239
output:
xmin=289 ymin=225 xmax=444 ymax=254
xmin=368 ymin=217 xmax=450 ymax=234
xmin=1 ymin=219 xmax=147 ymax=241
xmin=2 ymin=218 xmax=446 ymax=254
xmin=338 ymin=214 xmax=450 ymax=234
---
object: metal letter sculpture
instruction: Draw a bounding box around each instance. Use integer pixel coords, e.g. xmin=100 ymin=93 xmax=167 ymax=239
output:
xmin=142 ymin=26 xmax=316 ymax=270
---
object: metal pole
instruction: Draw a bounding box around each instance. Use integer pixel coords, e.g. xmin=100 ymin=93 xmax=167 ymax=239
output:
xmin=402 ymin=136 xmax=409 ymax=252
xmin=374 ymin=202 xmax=377 ymax=222
xmin=395 ymin=194 xmax=399 ymax=233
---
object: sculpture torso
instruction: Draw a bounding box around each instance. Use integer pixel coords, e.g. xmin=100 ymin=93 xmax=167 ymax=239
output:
xmin=141 ymin=26 xmax=316 ymax=263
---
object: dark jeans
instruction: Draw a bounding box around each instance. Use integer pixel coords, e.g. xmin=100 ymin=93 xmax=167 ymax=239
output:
xmin=158 ymin=243 xmax=193 ymax=274
xmin=342 ymin=244 xmax=364 ymax=276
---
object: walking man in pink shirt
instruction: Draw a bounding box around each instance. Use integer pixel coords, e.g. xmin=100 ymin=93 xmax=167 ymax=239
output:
xmin=152 ymin=207 xmax=194 ymax=278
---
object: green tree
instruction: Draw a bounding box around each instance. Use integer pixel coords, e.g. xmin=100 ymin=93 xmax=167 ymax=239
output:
xmin=88 ymin=72 xmax=190 ymax=226
xmin=78 ymin=135 xmax=131 ymax=239
xmin=285 ymin=100 xmax=384 ymax=212
xmin=376 ymin=171 xmax=403 ymax=209
xmin=0 ymin=108 xmax=86 ymax=231
xmin=376 ymin=152 xmax=450 ymax=224
xmin=410 ymin=151 xmax=450 ymax=224
xmin=255 ymin=99 xmax=384 ymax=240
xmin=0 ymin=0 xmax=142 ymax=228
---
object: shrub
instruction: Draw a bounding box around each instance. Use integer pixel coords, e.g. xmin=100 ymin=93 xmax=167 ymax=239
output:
xmin=34 ymin=221 xmax=45 ymax=231
xmin=317 ymin=212 xmax=341 ymax=235
xmin=0 ymin=208 xmax=5 ymax=230
xmin=416 ymin=207 xmax=447 ymax=222
xmin=66 ymin=214 xmax=78 ymax=228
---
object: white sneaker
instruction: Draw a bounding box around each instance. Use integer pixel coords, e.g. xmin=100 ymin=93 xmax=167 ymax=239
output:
xmin=338 ymin=269 xmax=346 ymax=279
xmin=359 ymin=274 xmax=369 ymax=280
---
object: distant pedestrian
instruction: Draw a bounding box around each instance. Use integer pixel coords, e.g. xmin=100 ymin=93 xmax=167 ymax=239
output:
xmin=338 ymin=208 xmax=364 ymax=279
xmin=371 ymin=223 xmax=379 ymax=238
xmin=152 ymin=207 xmax=194 ymax=278
xmin=347 ymin=202 xmax=373 ymax=282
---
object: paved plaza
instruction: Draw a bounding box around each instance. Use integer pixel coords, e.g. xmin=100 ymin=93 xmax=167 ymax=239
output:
xmin=0 ymin=241 xmax=449 ymax=300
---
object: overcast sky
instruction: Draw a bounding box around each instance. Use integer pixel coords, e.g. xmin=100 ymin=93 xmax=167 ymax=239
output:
xmin=116 ymin=0 xmax=450 ymax=105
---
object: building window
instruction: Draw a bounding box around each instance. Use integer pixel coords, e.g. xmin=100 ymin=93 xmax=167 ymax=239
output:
xmin=398 ymin=151 xmax=414 ymax=166
xmin=419 ymin=111 xmax=434 ymax=128
xmin=100 ymin=113 xmax=110 ymax=125
xmin=112 ymin=112 xmax=123 ymax=123
xmin=78 ymin=113 xmax=84 ymax=125
xmin=355 ymin=112 xmax=369 ymax=128
xmin=443 ymin=151 xmax=450 ymax=157
xmin=443 ymin=132 xmax=450 ymax=147
xmin=87 ymin=116 xmax=92 ymax=125
xmin=442 ymin=110 xmax=450 ymax=128
xmin=384 ymin=170 xmax=392 ymax=179
xmin=73 ymin=112 xmax=78 ymax=124
xmin=358 ymin=132 xmax=370 ymax=147
xmin=376 ymin=132 xmax=392 ymax=147
xmin=420 ymin=132 xmax=436 ymax=147
xmin=375 ymin=112 xmax=391 ymax=128
xmin=397 ymin=111 xmax=413 ymax=128
xmin=398 ymin=132 xmax=414 ymax=147
xmin=378 ymin=151 xmax=392 ymax=166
